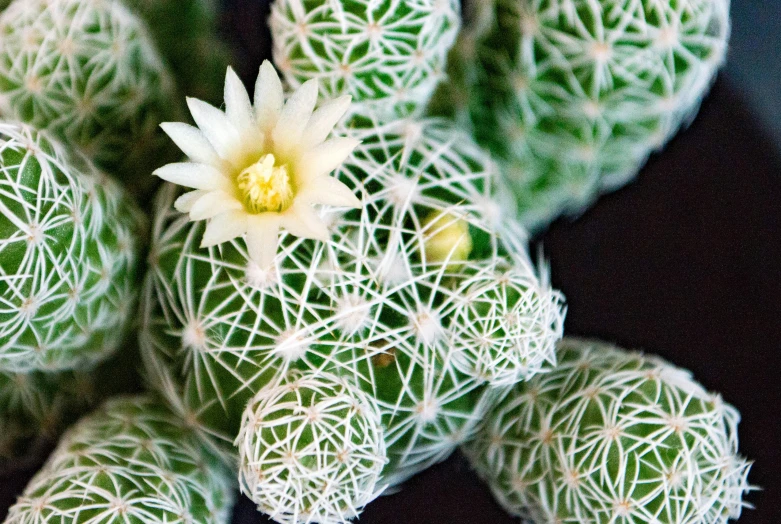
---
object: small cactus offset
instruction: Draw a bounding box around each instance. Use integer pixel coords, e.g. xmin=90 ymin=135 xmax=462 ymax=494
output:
xmin=0 ymin=121 xmax=144 ymax=372
xmin=438 ymin=0 xmax=730 ymax=230
xmin=5 ymin=395 xmax=236 ymax=523
xmin=270 ymin=0 xmax=461 ymax=122
xmin=0 ymin=0 xmax=180 ymax=196
xmin=237 ymin=370 xmax=387 ymax=524
xmin=463 ymin=338 xmax=752 ymax=524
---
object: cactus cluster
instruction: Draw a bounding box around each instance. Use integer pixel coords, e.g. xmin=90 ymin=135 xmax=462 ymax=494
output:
xmin=0 ymin=1 xmax=755 ymax=524
xmin=5 ymin=396 xmax=235 ymax=523
xmin=464 ymin=338 xmax=752 ymax=524
xmin=435 ymin=0 xmax=730 ymax=230
xmin=0 ymin=0 xmax=180 ymax=196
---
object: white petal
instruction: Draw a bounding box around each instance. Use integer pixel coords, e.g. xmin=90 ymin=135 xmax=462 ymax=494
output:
xmin=160 ymin=123 xmax=221 ymax=167
xmin=280 ymin=201 xmax=329 ymax=241
xmin=272 ymin=79 xmax=318 ymax=157
xmin=255 ymin=61 xmax=284 ymax=131
xmin=189 ymin=190 xmax=243 ymax=221
xmin=174 ymin=190 xmax=210 ymax=213
xmin=187 ymin=97 xmax=241 ymax=162
xmin=154 ymin=163 xmax=228 ymax=190
xmin=224 ymin=67 xmax=256 ymax=135
xmin=201 ymin=211 xmax=248 ymax=248
xmin=246 ymin=214 xmax=281 ymax=269
xmin=299 ymin=176 xmax=361 ymax=208
xmin=298 ymin=137 xmax=359 ymax=181
xmin=300 ymin=95 xmax=351 ymax=149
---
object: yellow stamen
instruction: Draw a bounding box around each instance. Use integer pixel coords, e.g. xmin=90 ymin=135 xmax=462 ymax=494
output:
xmin=237 ymin=154 xmax=294 ymax=213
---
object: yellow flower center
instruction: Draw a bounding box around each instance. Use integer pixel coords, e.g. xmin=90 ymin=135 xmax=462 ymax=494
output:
xmin=423 ymin=210 xmax=473 ymax=266
xmin=237 ymin=154 xmax=294 ymax=213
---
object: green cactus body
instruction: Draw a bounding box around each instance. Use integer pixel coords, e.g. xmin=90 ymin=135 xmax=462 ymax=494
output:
xmin=237 ymin=370 xmax=387 ymax=524
xmin=126 ymin=0 xmax=231 ymax=104
xmin=141 ymin=111 xmax=564 ymax=486
xmin=5 ymin=395 xmax=235 ymax=523
xmin=270 ymin=0 xmax=461 ymax=122
xmin=464 ymin=338 xmax=752 ymax=524
xmin=440 ymin=0 xmax=729 ymax=230
xmin=0 ymin=0 xmax=180 ymax=196
xmin=0 ymin=122 xmax=143 ymax=372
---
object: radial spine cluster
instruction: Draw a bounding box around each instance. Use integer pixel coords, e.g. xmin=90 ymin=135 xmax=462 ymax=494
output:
xmin=270 ymin=0 xmax=461 ymax=122
xmin=0 ymin=0 xmax=180 ymax=195
xmin=5 ymin=395 xmax=235 ymax=523
xmin=464 ymin=338 xmax=752 ymax=524
xmin=439 ymin=0 xmax=730 ymax=230
xmin=237 ymin=370 xmax=387 ymax=524
xmin=0 ymin=121 xmax=143 ymax=372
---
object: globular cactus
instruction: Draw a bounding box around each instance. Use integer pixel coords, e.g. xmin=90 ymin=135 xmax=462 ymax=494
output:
xmin=270 ymin=0 xmax=461 ymax=122
xmin=0 ymin=121 xmax=143 ymax=373
xmin=464 ymin=338 xmax=752 ymax=524
xmin=0 ymin=0 xmax=180 ymax=196
xmin=126 ymin=0 xmax=232 ymax=104
xmin=435 ymin=0 xmax=730 ymax=230
xmin=139 ymin=62 xmax=564 ymax=511
xmin=5 ymin=396 xmax=235 ymax=524
xmin=237 ymin=370 xmax=387 ymax=524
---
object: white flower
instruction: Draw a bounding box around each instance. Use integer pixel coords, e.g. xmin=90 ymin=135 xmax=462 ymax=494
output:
xmin=154 ymin=61 xmax=361 ymax=268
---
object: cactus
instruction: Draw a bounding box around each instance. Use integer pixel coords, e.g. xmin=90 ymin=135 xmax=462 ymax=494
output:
xmin=237 ymin=370 xmax=387 ymax=524
xmin=464 ymin=338 xmax=752 ymax=524
xmin=434 ymin=0 xmax=730 ymax=230
xmin=126 ymin=0 xmax=232 ymax=104
xmin=140 ymin=63 xmax=564 ymax=500
xmin=270 ymin=0 xmax=461 ymax=122
xmin=5 ymin=395 xmax=235 ymax=523
xmin=0 ymin=0 xmax=180 ymax=196
xmin=0 ymin=121 xmax=144 ymax=372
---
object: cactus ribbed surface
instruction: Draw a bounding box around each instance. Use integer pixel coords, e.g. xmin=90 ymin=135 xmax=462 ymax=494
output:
xmin=141 ymin=111 xmax=564 ymax=486
xmin=0 ymin=0 xmax=179 ymax=195
xmin=464 ymin=338 xmax=752 ymax=524
xmin=0 ymin=121 xmax=143 ymax=372
xmin=270 ymin=0 xmax=461 ymax=121
xmin=437 ymin=0 xmax=730 ymax=230
xmin=5 ymin=396 xmax=235 ymax=524
xmin=237 ymin=370 xmax=387 ymax=524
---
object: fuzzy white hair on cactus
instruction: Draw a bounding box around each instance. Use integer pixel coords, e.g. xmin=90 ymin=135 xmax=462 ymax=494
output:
xmin=155 ymin=61 xmax=362 ymax=268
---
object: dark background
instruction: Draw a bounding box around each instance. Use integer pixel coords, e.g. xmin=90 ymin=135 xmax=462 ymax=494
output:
xmin=2 ymin=1 xmax=780 ymax=523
